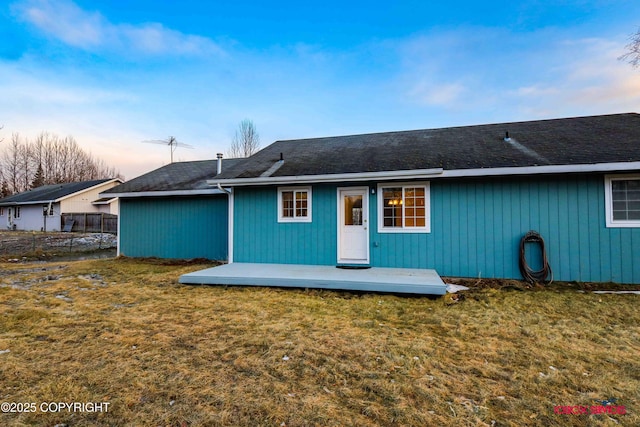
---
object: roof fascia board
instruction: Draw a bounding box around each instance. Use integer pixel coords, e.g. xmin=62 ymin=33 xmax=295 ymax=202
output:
xmin=209 ymin=162 xmax=640 ymax=186
xmin=0 ymin=200 xmax=61 ymax=206
xmin=208 ymin=168 xmax=445 ymax=186
xmin=441 ymin=161 xmax=640 ymax=178
xmin=101 ymin=189 xmax=227 ymax=198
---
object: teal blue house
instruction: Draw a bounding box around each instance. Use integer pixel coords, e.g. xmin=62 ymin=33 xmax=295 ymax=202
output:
xmin=101 ymin=157 xmax=243 ymax=260
xmin=210 ymin=114 xmax=640 ymax=284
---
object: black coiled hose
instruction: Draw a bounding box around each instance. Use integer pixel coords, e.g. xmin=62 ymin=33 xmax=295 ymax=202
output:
xmin=519 ymin=230 xmax=553 ymax=284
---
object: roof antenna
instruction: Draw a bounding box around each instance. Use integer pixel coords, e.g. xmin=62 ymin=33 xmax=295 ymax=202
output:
xmin=142 ymin=136 xmax=194 ymax=163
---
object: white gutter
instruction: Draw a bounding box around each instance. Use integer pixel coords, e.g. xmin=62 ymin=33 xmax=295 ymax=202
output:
xmin=0 ymin=199 xmax=59 ymax=206
xmin=100 ymin=188 xmax=227 ymax=198
xmin=208 ymin=161 xmax=640 ymax=187
xmin=440 ymin=161 xmax=640 ymax=178
xmin=208 ymin=168 xmax=445 ymax=187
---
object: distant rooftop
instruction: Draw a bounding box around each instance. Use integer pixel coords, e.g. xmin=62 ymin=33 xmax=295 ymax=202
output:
xmin=0 ymin=179 xmax=118 ymax=205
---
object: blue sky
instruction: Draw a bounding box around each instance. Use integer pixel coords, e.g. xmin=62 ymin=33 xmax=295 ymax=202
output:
xmin=1 ymin=0 xmax=640 ymax=179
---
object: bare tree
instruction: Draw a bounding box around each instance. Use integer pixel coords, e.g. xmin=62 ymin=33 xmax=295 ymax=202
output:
xmin=620 ymin=27 xmax=640 ymax=68
xmin=227 ymin=119 xmax=260 ymax=158
xmin=0 ymin=131 xmax=122 ymax=196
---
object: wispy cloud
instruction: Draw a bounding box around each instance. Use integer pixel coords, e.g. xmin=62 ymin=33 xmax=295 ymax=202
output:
xmin=508 ymin=37 xmax=640 ymax=116
xmin=12 ymin=0 xmax=223 ymax=56
xmin=409 ymin=81 xmax=466 ymax=107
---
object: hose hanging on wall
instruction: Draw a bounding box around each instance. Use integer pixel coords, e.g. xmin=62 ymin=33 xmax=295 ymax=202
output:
xmin=519 ymin=230 xmax=553 ymax=284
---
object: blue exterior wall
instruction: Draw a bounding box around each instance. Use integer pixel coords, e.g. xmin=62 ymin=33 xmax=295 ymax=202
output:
xmin=120 ymin=196 xmax=228 ymax=260
xmin=233 ymin=174 xmax=640 ymax=283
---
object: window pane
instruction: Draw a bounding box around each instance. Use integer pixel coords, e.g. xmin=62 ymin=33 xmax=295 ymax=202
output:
xmin=344 ymin=195 xmax=362 ymax=225
xmin=627 ymin=180 xmax=640 ymax=190
xmin=613 ymin=210 xmax=628 ymax=220
xmin=403 ymin=186 xmax=426 ymax=228
xmin=611 ymin=179 xmax=640 ymax=222
xmin=282 ymin=191 xmax=293 ymax=217
xmin=382 ymin=188 xmax=403 ymax=227
xmin=613 ymin=201 xmax=627 ymax=211
xmin=612 ymin=181 xmax=625 ymax=191
xmin=295 ymin=191 xmax=308 ymax=217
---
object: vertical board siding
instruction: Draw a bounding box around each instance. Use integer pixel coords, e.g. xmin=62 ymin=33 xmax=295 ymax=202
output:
xmin=371 ymin=174 xmax=639 ymax=283
xmin=120 ymin=196 xmax=228 ymax=260
xmin=233 ymin=175 xmax=639 ymax=284
xmin=233 ymin=185 xmax=336 ymax=265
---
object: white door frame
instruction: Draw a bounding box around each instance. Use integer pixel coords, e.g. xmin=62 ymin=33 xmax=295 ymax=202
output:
xmin=337 ymin=186 xmax=370 ymax=264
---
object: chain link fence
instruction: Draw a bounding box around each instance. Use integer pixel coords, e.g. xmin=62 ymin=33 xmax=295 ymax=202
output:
xmin=0 ymin=231 xmax=117 ymax=256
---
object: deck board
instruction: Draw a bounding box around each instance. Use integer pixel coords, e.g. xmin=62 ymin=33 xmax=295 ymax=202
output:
xmin=179 ymin=263 xmax=447 ymax=295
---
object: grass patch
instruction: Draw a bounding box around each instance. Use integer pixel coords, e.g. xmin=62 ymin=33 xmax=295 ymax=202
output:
xmin=0 ymin=258 xmax=638 ymax=426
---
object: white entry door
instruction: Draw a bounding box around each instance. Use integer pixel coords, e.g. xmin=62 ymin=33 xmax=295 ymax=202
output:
xmin=338 ymin=187 xmax=369 ymax=264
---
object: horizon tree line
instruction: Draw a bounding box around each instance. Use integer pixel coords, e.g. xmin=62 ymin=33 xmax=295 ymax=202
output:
xmin=0 ymin=131 xmax=122 ymax=198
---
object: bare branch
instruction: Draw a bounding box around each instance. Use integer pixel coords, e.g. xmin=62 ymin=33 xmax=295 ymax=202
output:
xmin=0 ymin=131 xmax=122 ymax=196
xmin=619 ymin=27 xmax=640 ymax=68
xmin=228 ymin=119 xmax=260 ymax=158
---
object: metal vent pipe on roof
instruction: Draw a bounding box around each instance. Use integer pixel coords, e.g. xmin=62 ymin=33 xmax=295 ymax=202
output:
xmin=216 ymin=153 xmax=223 ymax=174
xmin=504 ymin=131 xmax=511 ymax=142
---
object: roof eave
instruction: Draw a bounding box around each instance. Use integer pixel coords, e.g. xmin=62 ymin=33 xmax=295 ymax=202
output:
xmin=209 ymin=162 xmax=640 ymax=187
xmin=101 ymin=188 xmax=228 ymax=198
xmin=0 ymin=199 xmax=61 ymax=206
xmin=441 ymin=161 xmax=640 ymax=178
xmin=208 ymin=168 xmax=445 ymax=187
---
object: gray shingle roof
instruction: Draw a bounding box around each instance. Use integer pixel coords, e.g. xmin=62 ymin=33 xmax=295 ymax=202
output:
xmin=215 ymin=113 xmax=640 ymax=180
xmin=102 ymin=158 xmax=245 ymax=194
xmin=0 ymin=179 xmax=116 ymax=206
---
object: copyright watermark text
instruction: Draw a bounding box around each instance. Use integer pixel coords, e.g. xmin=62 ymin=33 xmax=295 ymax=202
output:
xmin=1 ymin=401 xmax=110 ymax=413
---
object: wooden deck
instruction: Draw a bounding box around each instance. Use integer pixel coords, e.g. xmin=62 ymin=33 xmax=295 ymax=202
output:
xmin=179 ymin=263 xmax=447 ymax=295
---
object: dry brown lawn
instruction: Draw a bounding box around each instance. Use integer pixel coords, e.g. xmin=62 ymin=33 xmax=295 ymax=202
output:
xmin=0 ymin=258 xmax=638 ymax=426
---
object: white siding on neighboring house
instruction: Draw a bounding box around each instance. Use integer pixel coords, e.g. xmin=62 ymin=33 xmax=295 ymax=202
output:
xmin=9 ymin=203 xmax=61 ymax=231
xmin=60 ymin=181 xmax=120 ymax=213
xmin=109 ymin=198 xmax=119 ymax=215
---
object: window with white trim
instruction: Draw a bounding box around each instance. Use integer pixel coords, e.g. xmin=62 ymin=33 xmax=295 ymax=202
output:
xmin=378 ymin=182 xmax=430 ymax=233
xmin=278 ymin=186 xmax=312 ymax=222
xmin=0 ymin=207 xmax=4 ymax=217
xmin=14 ymin=206 xmax=21 ymax=219
xmin=605 ymin=175 xmax=640 ymax=227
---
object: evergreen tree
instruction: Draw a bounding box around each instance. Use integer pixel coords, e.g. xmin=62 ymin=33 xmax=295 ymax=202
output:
xmin=0 ymin=180 xmax=9 ymax=198
xmin=31 ymin=163 xmax=45 ymax=189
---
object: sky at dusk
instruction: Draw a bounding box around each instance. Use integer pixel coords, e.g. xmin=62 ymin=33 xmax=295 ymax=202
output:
xmin=1 ymin=0 xmax=640 ymax=179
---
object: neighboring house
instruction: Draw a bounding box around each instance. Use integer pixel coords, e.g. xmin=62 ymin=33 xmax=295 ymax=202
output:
xmin=0 ymin=179 xmax=122 ymax=232
xmin=101 ymin=157 xmax=244 ymax=260
xmin=210 ymin=113 xmax=640 ymax=284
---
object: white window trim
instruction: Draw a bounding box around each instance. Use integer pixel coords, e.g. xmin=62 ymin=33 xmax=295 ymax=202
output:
xmin=377 ymin=182 xmax=431 ymax=233
xmin=277 ymin=186 xmax=312 ymax=223
xmin=605 ymin=174 xmax=640 ymax=228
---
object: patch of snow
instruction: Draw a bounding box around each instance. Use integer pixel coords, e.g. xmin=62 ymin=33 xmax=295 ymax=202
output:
xmin=592 ymin=291 xmax=640 ymax=295
xmin=446 ymin=284 xmax=470 ymax=293
xmin=0 ymin=349 xmax=10 ymax=355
